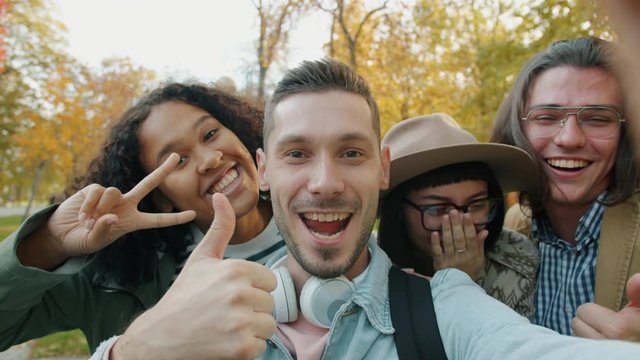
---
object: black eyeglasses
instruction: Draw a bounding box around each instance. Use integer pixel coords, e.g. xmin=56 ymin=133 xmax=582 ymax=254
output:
xmin=521 ymin=105 xmax=625 ymax=139
xmin=404 ymin=197 xmax=499 ymax=231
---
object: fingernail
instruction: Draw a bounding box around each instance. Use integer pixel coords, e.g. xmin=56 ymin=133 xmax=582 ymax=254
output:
xmin=78 ymin=212 xmax=87 ymax=222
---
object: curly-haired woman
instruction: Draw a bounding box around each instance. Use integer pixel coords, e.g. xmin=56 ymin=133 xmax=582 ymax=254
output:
xmin=0 ymin=83 xmax=284 ymax=352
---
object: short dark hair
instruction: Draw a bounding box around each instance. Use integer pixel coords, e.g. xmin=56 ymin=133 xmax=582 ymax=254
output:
xmin=491 ymin=36 xmax=638 ymax=209
xmin=378 ymin=162 xmax=505 ymax=276
xmin=264 ymin=58 xmax=380 ymax=147
xmin=70 ymin=82 xmax=264 ymax=286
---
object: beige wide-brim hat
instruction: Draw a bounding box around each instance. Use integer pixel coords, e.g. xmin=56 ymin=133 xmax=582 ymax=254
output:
xmin=382 ymin=113 xmax=537 ymax=193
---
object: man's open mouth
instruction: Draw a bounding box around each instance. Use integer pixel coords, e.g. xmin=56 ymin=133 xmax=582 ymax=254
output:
xmin=301 ymin=212 xmax=351 ymax=239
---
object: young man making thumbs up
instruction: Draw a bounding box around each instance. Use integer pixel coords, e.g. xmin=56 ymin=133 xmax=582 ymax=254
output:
xmin=251 ymin=59 xmax=640 ymax=360
xmin=97 ymin=59 xmax=640 ymax=359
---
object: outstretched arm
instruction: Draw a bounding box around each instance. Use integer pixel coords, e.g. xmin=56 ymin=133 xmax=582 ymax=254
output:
xmin=432 ymin=269 xmax=640 ymax=360
xmin=572 ymin=273 xmax=640 ymax=342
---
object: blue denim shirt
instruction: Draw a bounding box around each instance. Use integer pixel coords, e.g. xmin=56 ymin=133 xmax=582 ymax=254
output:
xmin=261 ymin=238 xmax=397 ymax=360
xmin=261 ymin=239 xmax=640 ymax=360
xmin=90 ymin=241 xmax=640 ymax=360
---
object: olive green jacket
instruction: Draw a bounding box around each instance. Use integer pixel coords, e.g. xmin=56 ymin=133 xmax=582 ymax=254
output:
xmin=504 ymin=192 xmax=640 ymax=311
xmin=0 ymin=205 xmax=177 ymax=352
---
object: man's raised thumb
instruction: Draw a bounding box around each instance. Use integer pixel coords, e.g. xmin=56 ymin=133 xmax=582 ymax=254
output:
xmin=626 ymin=273 xmax=640 ymax=308
xmin=189 ymin=193 xmax=236 ymax=262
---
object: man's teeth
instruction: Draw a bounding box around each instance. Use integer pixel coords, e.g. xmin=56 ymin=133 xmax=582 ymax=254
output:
xmin=547 ymin=159 xmax=588 ymax=169
xmin=311 ymin=230 xmax=341 ymax=240
xmin=211 ymin=169 xmax=239 ymax=193
xmin=302 ymin=212 xmax=350 ymax=222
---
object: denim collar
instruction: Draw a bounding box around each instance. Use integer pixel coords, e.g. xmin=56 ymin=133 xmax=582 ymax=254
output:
xmin=266 ymin=236 xmax=394 ymax=334
xmin=351 ymin=237 xmax=394 ymax=334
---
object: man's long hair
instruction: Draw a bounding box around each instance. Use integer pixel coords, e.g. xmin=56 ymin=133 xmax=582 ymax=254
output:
xmin=491 ymin=36 xmax=638 ymax=210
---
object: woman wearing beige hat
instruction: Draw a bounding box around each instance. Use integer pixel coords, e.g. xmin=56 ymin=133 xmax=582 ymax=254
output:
xmin=378 ymin=113 xmax=539 ymax=318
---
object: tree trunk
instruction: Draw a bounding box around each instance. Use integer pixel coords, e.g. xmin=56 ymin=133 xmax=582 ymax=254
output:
xmin=258 ymin=65 xmax=267 ymax=102
xmin=328 ymin=15 xmax=336 ymax=57
xmin=348 ymin=40 xmax=357 ymax=69
xmin=23 ymin=160 xmax=46 ymax=222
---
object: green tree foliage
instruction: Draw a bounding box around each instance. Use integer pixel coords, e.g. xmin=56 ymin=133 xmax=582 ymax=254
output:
xmin=0 ymin=0 xmax=156 ymax=205
xmin=319 ymin=0 xmax=388 ymax=70
xmin=0 ymin=0 xmax=617 ymax=205
xmin=326 ymin=0 xmax=611 ymax=139
xmin=8 ymin=56 xmax=156 ymax=207
xmin=0 ymin=0 xmax=68 ymax=203
xmin=253 ymin=0 xmax=311 ymax=101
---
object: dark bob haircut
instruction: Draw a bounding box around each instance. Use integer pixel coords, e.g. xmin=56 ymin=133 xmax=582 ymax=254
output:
xmin=378 ymin=162 xmax=505 ymax=276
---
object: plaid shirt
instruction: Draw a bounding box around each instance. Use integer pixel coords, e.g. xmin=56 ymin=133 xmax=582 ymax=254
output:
xmin=532 ymin=193 xmax=606 ymax=335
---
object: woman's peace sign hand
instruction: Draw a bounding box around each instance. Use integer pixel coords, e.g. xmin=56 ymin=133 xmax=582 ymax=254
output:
xmin=17 ymin=153 xmax=196 ymax=269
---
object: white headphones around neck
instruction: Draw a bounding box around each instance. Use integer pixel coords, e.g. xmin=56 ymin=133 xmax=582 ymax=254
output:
xmin=271 ymin=266 xmax=355 ymax=328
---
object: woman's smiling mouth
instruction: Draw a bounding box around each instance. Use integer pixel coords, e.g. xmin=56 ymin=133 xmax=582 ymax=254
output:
xmin=208 ymin=167 xmax=240 ymax=194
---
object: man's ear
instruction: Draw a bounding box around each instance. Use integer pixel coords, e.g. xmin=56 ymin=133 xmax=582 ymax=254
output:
xmin=380 ymin=145 xmax=391 ymax=190
xmin=256 ymin=148 xmax=270 ymax=191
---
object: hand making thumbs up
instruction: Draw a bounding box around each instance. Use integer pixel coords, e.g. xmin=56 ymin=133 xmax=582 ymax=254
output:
xmin=111 ymin=193 xmax=278 ymax=360
xmin=573 ymin=273 xmax=640 ymax=342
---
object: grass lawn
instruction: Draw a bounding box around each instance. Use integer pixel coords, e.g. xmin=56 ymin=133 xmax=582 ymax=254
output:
xmin=0 ymin=215 xmax=89 ymax=357
xmin=30 ymin=330 xmax=89 ymax=358
xmin=0 ymin=215 xmax=22 ymax=239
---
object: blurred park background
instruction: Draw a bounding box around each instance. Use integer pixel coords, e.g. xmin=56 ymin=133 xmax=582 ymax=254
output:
xmin=0 ymin=0 xmax=615 ymax=357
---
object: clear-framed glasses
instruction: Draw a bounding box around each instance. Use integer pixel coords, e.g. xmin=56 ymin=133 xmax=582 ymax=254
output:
xmin=521 ymin=105 xmax=625 ymax=139
xmin=404 ymin=197 xmax=499 ymax=231
xmin=522 ymin=105 xmax=625 ymax=139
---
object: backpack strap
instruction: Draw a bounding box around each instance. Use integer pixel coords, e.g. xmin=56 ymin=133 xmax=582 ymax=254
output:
xmin=388 ymin=266 xmax=447 ymax=360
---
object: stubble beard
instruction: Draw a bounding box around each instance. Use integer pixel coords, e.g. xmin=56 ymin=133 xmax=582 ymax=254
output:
xmin=271 ymin=195 xmax=378 ymax=279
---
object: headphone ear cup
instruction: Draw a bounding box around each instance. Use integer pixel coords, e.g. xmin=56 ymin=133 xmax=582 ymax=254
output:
xmin=300 ymin=276 xmax=355 ymax=328
xmin=271 ymin=267 xmax=298 ymax=323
